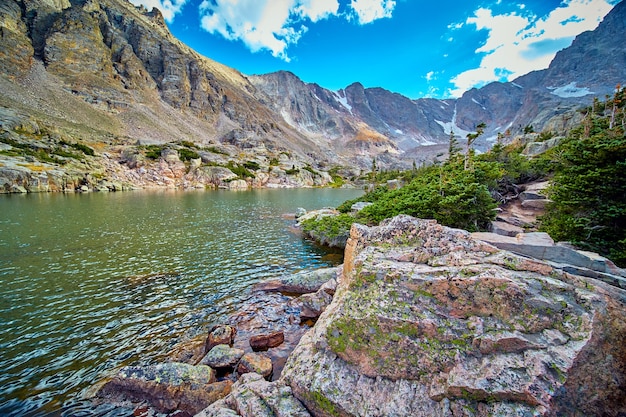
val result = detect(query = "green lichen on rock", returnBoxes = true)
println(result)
[281,216,626,416]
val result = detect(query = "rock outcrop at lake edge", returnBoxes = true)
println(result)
[99,216,626,416]
[201,215,625,417]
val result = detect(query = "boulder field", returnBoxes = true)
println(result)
[198,215,626,417]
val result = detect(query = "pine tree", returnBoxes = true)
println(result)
[465,122,485,170]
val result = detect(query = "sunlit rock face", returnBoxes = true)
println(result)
[281,215,626,417]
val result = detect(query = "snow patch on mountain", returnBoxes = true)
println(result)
[333,90,353,114]
[435,105,472,139]
[549,82,594,98]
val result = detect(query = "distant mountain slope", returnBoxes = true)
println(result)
[0,0,624,190]
[253,0,625,153]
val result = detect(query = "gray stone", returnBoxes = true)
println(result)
[351,201,373,212]
[196,373,310,417]
[471,231,626,279]
[289,287,333,322]
[519,190,545,201]
[200,344,244,369]
[522,137,562,156]
[228,179,248,190]
[294,207,307,218]
[521,198,551,210]
[489,220,524,237]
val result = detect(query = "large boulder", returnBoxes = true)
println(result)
[281,215,626,417]
[253,266,341,294]
[196,373,310,417]
[199,344,245,369]
[96,362,231,416]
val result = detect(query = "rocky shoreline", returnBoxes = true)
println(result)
[94,267,341,416]
[92,215,626,417]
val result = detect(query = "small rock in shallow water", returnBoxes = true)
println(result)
[249,331,284,351]
[200,344,245,369]
[205,325,237,353]
[237,353,273,379]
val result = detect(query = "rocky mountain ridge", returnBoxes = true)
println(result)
[1,0,625,192]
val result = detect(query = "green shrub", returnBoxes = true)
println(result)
[205,146,228,155]
[143,144,165,160]
[60,140,95,156]
[179,140,196,148]
[285,166,300,175]
[178,148,200,161]
[336,159,499,232]
[243,160,261,171]
[300,213,356,242]
[226,161,255,178]
[540,91,626,265]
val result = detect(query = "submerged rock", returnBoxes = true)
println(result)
[250,331,285,351]
[280,215,626,417]
[253,266,341,294]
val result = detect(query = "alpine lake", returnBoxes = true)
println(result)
[0,188,363,416]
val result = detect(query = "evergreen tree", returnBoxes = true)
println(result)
[448,130,461,161]
[465,122,486,170]
[541,88,626,265]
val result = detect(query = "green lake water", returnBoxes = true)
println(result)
[0,188,363,416]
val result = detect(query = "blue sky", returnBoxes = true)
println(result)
[130,0,620,99]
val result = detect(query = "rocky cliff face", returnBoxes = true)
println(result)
[1,0,624,191]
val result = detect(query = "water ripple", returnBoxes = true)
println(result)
[0,188,362,417]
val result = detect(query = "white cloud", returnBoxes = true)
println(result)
[349,0,396,24]
[199,0,306,61]
[129,0,188,22]
[198,0,395,61]
[296,0,340,22]
[448,0,615,97]
[425,71,435,81]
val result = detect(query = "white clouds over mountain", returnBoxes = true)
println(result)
[447,0,616,97]
[197,0,395,61]
[129,0,188,22]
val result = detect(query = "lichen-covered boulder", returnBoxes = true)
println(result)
[196,373,310,417]
[238,353,273,379]
[281,215,626,417]
[200,344,245,369]
[96,362,231,415]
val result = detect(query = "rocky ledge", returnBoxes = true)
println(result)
[198,215,625,417]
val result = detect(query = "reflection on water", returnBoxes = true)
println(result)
[0,188,362,416]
